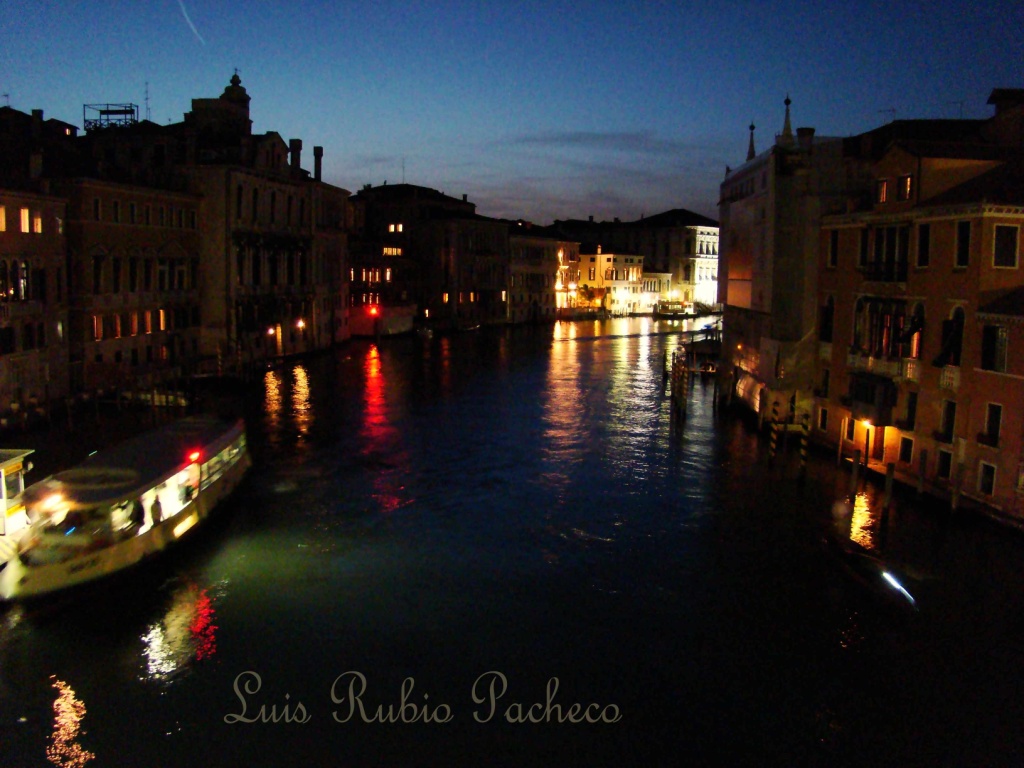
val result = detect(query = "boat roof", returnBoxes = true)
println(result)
[0,449,34,471]
[28,416,244,507]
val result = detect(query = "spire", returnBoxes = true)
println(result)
[778,94,795,147]
[746,122,756,161]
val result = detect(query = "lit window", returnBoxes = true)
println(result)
[20,207,30,233]
[501,290,507,301]
[32,214,42,234]
[0,206,5,231]
[443,292,449,304]
[876,180,888,204]
[388,224,395,233]
[159,309,166,331]
[897,175,913,201]
[470,292,475,302]
[397,223,403,232]
[92,315,103,341]
[385,268,392,282]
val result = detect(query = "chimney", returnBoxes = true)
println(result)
[289,139,302,172]
[796,127,815,153]
[313,146,323,181]
[462,194,468,202]
[31,109,43,141]
[589,215,594,223]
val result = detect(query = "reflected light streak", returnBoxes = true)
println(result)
[292,364,312,438]
[361,345,411,515]
[263,369,283,428]
[848,492,877,551]
[141,582,218,682]
[47,677,95,768]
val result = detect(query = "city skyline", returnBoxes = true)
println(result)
[4,0,1022,224]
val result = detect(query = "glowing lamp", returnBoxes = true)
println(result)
[188,450,201,463]
[267,327,275,336]
[296,319,306,330]
[369,306,379,316]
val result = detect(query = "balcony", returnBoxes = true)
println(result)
[939,366,960,392]
[846,352,899,378]
[977,432,1000,448]
[932,429,954,444]
[900,358,920,382]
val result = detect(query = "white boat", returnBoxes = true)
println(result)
[0,416,251,601]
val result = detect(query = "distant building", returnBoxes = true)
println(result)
[350,183,509,327]
[551,209,719,312]
[579,246,645,315]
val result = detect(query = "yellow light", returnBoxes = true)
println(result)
[568,282,577,291]
[40,493,64,512]
[267,327,275,336]
[861,419,872,427]
[188,451,201,462]
[173,512,199,539]
[296,318,306,329]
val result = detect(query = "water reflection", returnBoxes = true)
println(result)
[140,580,219,683]
[848,492,879,551]
[361,344,411,515]
[47,677,95,767]
[263,369,283,430]
[292,365,312,440]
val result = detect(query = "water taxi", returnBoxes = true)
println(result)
[0,416,251,601]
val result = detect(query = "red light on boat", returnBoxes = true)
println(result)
[188,450,201,463]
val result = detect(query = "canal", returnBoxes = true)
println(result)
[3,318,1024,766]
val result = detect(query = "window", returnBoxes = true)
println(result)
[819,297,834,342]
[588,267,596,281]
[0,205,5,231]
[252,189,259,221]
[92,315,103,341]
[828,230,838,268]
[980,403,1002,447]
[236,186,243,219]
[20,207,30,233]
[937,449,953,480]
[955,221,971,267]
[876,179,889,203]
[129,202,136,224]
[145,205,151,225]
[981,325,1008,372]
[112,201,120,223]
[93,199,101,221]
[270,192,276,223]
[442,292,449,304]
[897,175,913,201]
[994,225,1019,268]
[917,223,930,268]
[817,408,828,432]
[845,418,855,442]
[978,462,996,496]
[32,213,42,233]
[859,229,869,268]
[938,400,956,442]
[899,436,914,464]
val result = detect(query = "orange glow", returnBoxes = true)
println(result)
[296,318,306,330]
[47,677,95,767]
[368,305,379,316]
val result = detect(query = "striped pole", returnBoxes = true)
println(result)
[768,399,779,464]
[799,414,810,480]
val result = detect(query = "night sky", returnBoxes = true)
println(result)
[4,1,1022,223]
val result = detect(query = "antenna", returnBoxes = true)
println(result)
[144,81,151,121]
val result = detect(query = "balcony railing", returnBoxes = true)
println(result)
[846,352,900,378]
[939,366,960,391]
[901,358,920,382]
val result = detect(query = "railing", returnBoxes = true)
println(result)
[939,365,960,391]
[901,358,920,382]
[846,352,900,377]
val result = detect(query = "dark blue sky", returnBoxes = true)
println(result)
[3,1,1022,223]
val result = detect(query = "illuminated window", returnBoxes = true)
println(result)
[876,179,888,204]
[389,224,395,233]
[0,206,5,231]
[897,175,913,201]
[92,315,103,341]
[159,309,166,331]
[130,312,139,335]
[501,290,506,301]
[349,268,354,281]
[385,268,392,282]
[20,207,30,233]
[470,292,475,302]
[443,292,449,304]
[383,246,402,256]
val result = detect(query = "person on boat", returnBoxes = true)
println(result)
[151,496,163,524]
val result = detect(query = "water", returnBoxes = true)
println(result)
[3,318,1024,766]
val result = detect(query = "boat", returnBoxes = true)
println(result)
[653,300,691,318]
[0,416,251,601]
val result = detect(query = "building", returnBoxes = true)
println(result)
[813,89,1024,519]
[0,188,69,417]
[721,88,1024,521]
[717,98,847,417]
[350,183,509,327]
[579,246,645,315]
